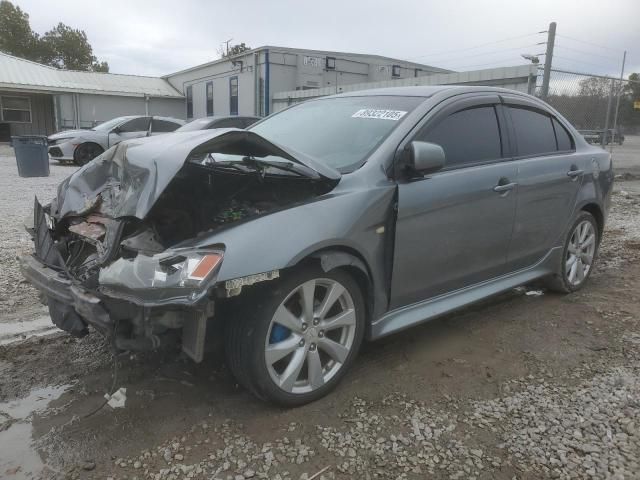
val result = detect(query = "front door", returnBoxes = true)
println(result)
[390,98,517,309]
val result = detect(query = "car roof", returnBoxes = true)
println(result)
[333,85,530,99]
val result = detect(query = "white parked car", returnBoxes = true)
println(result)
[47,115,185,165]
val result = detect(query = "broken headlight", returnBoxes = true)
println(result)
[98,248,224,304]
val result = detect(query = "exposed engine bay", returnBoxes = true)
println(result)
[58,163,327,285]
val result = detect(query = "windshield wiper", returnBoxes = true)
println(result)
[241,156,319,178]
[204,155,319,179]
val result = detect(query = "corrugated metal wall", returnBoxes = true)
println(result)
[0,91,55,138]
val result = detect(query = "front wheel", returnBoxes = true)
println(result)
[225,266,365,406]
[545,211,600,293]
[73,142,104,166]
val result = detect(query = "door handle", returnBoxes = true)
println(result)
[567,169,584,178]
[493,182,517,193]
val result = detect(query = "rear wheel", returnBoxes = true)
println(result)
[73,142,104,166]
[225,266,365,406]
[545,211,599,293]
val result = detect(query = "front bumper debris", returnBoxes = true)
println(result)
[19,255,112,335]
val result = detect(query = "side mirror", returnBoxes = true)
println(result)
[111,126,121,134]
[405,141,445,176]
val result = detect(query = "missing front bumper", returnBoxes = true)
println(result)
[19,254,209,362]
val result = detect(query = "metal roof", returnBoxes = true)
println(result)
[165,45,451,78]
[0,52,183,98]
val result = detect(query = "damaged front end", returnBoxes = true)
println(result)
[20,130,339,362]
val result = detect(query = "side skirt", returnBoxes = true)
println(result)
[370,247,562,339]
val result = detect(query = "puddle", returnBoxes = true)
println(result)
[0,385,70,478]
[0,316,57,346]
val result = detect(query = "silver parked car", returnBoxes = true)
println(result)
[175,115,261,132]
[21,86,612,406]
[47,115,185,165]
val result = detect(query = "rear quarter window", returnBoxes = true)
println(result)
[552,118,574,151]
[509,106,557,157]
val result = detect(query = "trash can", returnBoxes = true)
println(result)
[12,135,50,177]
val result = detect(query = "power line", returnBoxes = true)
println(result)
[429,44,543,65]
[554,44,621,62]
[403,32,544,60]
[555,34,621,53]
[552,54,619,70]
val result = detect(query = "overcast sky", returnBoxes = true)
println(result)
[13,0,640,78]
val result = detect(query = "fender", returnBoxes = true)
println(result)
[311,249,369,277]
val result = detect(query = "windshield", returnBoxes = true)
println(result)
[175,118,213,132]
[249,96,423,171]
[93,117,133,131]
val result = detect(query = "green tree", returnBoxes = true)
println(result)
[221,42,251,58]
[40,23,108,72]
[0,1,108,72]
[0,0,38,60]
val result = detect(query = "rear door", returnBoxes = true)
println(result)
[151,118,181,135]
[390,95,518,308]
[502,97,584,270]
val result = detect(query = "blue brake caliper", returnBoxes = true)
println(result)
[269,324,291,344]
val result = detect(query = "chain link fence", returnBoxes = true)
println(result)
[536,68,640,147]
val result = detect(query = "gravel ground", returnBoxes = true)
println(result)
[1,148,640,480]
[0,153,74,318]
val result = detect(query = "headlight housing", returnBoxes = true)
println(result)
[49,137,74,145]
[98,248,224,304]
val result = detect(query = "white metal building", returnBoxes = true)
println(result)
[164,46,451,119]
[0,52,184,140]
[272,65,539,112]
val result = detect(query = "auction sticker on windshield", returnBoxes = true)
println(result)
[352,109,407,121]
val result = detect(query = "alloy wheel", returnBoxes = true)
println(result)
[565,220,596,286]
[264,278,357,394]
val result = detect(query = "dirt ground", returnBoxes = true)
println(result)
[1,140,639,480]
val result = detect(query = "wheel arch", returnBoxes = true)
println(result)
[294,246,375,331]
[581,202,604,238]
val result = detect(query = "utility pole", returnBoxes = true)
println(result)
[223,38,233,57]
[541,21,556,100]
[610,50,627,151]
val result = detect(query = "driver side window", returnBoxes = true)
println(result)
[415,106,503,169]
[118,117,150,133]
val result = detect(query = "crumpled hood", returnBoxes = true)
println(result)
[53,129,341,221]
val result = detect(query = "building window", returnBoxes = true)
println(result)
[186,85,193,119]
[392,65,401,77]
[1,96,31,123]
[326,56,336,70]
[206,82,214,117]
[229,76,238,115]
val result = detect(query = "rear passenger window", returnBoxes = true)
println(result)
[420,106,502,168]
[509,107,557,156]
[552,118,573,151]
[152,119,180,132]
[210,118,243,129]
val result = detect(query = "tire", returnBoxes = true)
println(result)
[73,142,104,166]
[225,265,365,406]
[544,211,600,293]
